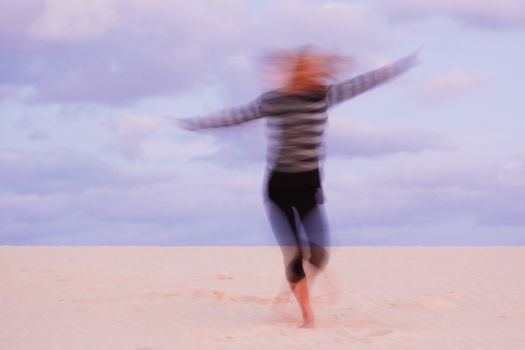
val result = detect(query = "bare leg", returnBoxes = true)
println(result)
[290,278,315,328]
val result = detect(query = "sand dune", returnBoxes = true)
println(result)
[1,247,524,349]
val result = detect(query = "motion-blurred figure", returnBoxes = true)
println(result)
[174,47,419,328]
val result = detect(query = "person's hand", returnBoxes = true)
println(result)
[407,46,423,66]
[164,116,197,130]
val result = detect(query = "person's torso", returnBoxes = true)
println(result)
[260,89,328,173]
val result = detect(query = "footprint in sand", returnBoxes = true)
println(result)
[159,292,180,298]
[214,274,234,280]
[212,290,225,301]
[191,288,271,304]
[366,328,394,337]
[334,317,396,338]
[414,296,455,310]
[388,296,456,310]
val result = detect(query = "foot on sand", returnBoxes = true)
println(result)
[299,319,315,329]
[299,312,315,329]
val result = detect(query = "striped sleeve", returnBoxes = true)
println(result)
[327,52,419,108]
[176,98,264,131]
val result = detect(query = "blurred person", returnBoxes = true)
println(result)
[172,47,419,328]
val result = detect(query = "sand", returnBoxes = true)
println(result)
[1,246,524,349]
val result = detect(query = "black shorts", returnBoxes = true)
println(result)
[266,168,324,205]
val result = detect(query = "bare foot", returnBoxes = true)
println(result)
[290,279,316,328]
[299,314,315,329]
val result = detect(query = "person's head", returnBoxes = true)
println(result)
[288,49,330,92]
[262,47,348,93]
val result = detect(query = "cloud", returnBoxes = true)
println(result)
[27,129,51,141]
[2,147,524,245]
[261,1,383,49]
[76,171,263,226]
[374,158,493,189]
[478,155,525,226]
[182,116,452,169]
[382,0,525,30]
[0,193,69,223]
[418,69,488,101]
[110,115,163,159]
[190,120,266,166]
[335,155,525,228]
[0,0,41,39]
[327,178,472,229]
[476,189,525,226]
[28,0,118,41]
[0,0,384,105]
[495,155,525,187]
[0,162,266,244]
[327,118,453,158]
[0,149,161,194]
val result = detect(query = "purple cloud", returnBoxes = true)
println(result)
[0,163,266,244]
[189,120,266,166]
[382,0,525,30]
[0,149,165,194]
[2,150,524,245]
[186,117,452,167]
[0,193,68,223]
[418,69,488,101]
[28,0,118,41]
[327,119,454,158]
[327,155,525,228]
[110,115,163,159]
[0,0,384,105]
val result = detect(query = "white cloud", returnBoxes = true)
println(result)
[193,120,266,166]
[0,193,68,222]
[186,117,452,167]
[263,1,383,50]
[327,118,453,157]
[110,115,162,159]
[28,0,118,41]
[419,69,488,101]
[2,146,524,244]
[359,155,525,227]
[382,0,525,29]
[496,155,525,187]
[2,0,385,105]
[0,149,158,194]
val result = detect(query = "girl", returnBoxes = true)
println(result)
[174,47,419,328]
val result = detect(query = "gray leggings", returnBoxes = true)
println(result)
[265,170,330,283]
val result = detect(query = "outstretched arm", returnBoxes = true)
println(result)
[172,98,264,131]
[327,51,419,108]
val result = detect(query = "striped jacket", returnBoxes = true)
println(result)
[178,53,418,173]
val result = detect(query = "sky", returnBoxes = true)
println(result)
[1,0,524,246]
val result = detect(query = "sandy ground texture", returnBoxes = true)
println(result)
[1,246,524,350]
